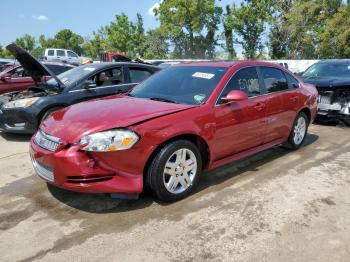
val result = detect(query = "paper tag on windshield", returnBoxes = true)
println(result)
[84,67,95,72]
[192,72,215,79]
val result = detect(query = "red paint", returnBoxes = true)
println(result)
[31,61,318,194]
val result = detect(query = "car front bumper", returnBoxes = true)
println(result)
[317,101,350,121]
[0,107,38,134]
[30,135,148,194]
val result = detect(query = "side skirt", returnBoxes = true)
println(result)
[209,138,286,170]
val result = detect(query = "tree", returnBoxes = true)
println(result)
[143,29,168,59]
[14,34,36,52]
[232,0,270,59]
[155,0,222,59]
[222,5,236,59]
[318,6,350,58]
[82,27,108,59]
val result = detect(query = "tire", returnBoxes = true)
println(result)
[344,120,350,127]
[40,107,63,124]
[285,112,309,150]
[146,140,202,202]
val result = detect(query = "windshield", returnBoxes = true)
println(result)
[302,62,350,78]
[46,64,98,87]
[129,66,227,105]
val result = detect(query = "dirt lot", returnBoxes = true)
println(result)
[0,124,349,262]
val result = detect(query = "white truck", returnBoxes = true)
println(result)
[43,48,91,65]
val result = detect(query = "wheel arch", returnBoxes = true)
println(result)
[298,107,311,124]
[38,104,67,125]
[143,133,211,176]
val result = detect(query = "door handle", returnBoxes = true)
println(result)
[254,102,266,112]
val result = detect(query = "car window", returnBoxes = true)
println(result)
[9,67,25,78]
[129,68,152,83]
[87,67,123,87]
[302,62,350,78]
[286,73,299,88]
[130,66,227,105]
[46,64,73,75]
[218,67,260,103]
[261,67,288,93]
[56,50,66,57]
[47,50,54,56]
[67,51,78,58]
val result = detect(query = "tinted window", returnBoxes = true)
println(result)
[46,64,73,75]
[10,67,25,78]
[302,62,350,78]
[286,73,299,88]
[129,68,152,83]
[130,66,227,105]
[219,67,260,103]
[88,67,123,87]
[261,67,288,93]
[47,50,54,56]
[56,50,66,57]
[67,51,78,58]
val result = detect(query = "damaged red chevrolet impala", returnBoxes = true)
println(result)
[30,61,318,201]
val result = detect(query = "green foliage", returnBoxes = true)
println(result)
[232,0,270,59]
[143,29,168,59]
[222,5,236,59]
[15,34,36,52]
[155,0,222,59]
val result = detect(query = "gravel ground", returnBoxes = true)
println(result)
[0,124,349,262]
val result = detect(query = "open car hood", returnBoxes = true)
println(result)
[6,43,64,87]
[40,95,197,143]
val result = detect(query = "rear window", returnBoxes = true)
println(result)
[56,50,66,57]
[261,67,288,93]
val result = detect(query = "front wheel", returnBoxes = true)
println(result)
[285,112,308,150]
[146,140,202,202]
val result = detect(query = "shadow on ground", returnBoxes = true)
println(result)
[0,132,32,142]
[48,133,319,213]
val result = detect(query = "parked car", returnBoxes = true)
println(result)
[43,48,92,65]
[301,60,350,125]
[0,61,75,95]
[0,43,160,134]
[0,58,15,72]
[30,61,318,201]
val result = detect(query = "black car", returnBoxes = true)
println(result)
[0,44,160,134]
[301,60,350,125]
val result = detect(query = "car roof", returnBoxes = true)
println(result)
[83,62,160,70]
[316,59,350,64]
[41,61,76,67]
[172,60,285,68]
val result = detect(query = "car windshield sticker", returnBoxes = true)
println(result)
[192,72,215,79]
[84,67,95,72]
[194,94,206,104]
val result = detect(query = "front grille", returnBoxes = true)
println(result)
[319,95,332,104]
[31,157,54,182]
[34,130,61,152]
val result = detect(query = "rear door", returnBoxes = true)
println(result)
[212,67,267,159]
[258,66,291,143]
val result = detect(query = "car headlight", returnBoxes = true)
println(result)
[80,129,139,152]
[3,97,39,109]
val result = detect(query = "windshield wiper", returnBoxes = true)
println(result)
[149,97,178,104]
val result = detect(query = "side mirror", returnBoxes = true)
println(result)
[221,90,248,103]
[0,73,11,82]
[84,80,97,89]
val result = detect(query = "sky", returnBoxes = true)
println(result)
[0,0,240,47]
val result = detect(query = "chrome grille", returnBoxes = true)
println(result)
[31,157,54,182]
[319,95,332,104]
[34,130,61,152]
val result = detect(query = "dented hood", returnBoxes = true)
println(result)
[6,43,64,87]
[40,95,196,142]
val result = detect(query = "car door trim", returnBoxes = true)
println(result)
[68,82,139,93]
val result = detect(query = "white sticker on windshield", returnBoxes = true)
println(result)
[84,67,95,72]
[192,72,215,79]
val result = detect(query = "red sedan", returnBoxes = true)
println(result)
[30,61,318,201]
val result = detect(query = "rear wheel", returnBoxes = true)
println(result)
[146,140,202,202]
[285,112,308,150]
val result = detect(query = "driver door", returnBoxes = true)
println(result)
[212,67,267,160]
